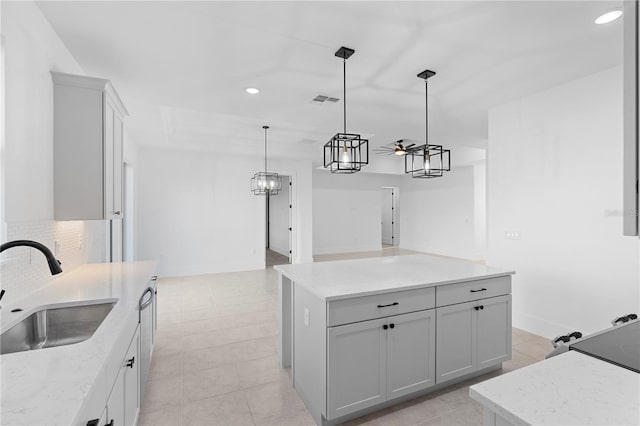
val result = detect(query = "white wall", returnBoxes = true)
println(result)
[487,66,639,338]
[399,166,480,260]
[136,147,313,276]
[269,175,290,257]
[312,171,402,255]
[0,2,107,304]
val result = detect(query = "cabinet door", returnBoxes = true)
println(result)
[104,99,115,219]
[112,114,124,218]
[436,301,476,383]
[476,295,512,369]
[106,368,125,426]
[327,318,387,420]
[387,310,436,399]
[123,326,140,426]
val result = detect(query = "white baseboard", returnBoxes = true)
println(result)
[512,310,575,340]
[313,244,382,256]
[269,244,289,257]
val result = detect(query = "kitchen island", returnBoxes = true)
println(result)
[470,350,640,425]
[275,254,515,425]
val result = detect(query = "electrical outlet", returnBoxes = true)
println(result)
[304,308,310,327]
[504,231,521,240]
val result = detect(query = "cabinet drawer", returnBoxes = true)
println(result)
[436,276,511,307]
[328,287,435,327]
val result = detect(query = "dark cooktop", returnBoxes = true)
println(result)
[570,321,640,373]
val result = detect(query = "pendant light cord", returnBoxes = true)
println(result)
[263,126,268,173]
[343,58,347,135]
[424,79,429,158]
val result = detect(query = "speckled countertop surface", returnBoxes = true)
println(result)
[1,261,157,426]
[470,351,640,425]
[275,254,514,301]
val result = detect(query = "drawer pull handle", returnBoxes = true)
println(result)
[389,323,395,329]
[470,288,487,293]
[377,302,399,308]
[383,324,388,330]
[86,420,99,426]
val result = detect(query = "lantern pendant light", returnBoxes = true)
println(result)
[251,126,282,195]
[323,46,369,174]
[405,69,451,179]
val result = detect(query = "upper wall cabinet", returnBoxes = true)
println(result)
[51,71,128,221]
[623,0,640,237]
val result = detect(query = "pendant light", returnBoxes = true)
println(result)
[251,126,282,195]
[323,46,369,174]
[405,69,451,179]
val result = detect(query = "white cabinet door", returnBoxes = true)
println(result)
[387,309,436,399]
[436,300,476,383]
[106,367,125,426]
[112,114,124,218]
[123,327,140,426]
[327,318,387,420]
[104,99,115,220]
[477,295,512,369]
[106,326,140,426]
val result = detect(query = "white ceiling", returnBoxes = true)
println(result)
[37,1,622,166]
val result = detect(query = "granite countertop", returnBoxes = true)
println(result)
[470,351,640,425]
[274,254,514,301]
[0,261,157,426]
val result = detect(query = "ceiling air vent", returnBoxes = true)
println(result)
[312,95,340,104]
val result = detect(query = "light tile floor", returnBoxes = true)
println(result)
[139,256,551,426]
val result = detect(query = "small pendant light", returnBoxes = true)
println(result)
[405,69,451,178]
[323,46,369,174]
[251,126,282,195]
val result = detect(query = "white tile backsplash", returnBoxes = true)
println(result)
[1,220,106,306]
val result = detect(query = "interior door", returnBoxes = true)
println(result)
[387,310,436,399]
[327,318,387,420]
[381,188,394,245]
[288,179,293,263]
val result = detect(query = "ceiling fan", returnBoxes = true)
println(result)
[373,139,419,156]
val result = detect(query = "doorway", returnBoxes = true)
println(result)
[266,175,292,267]
[381,187,398,247]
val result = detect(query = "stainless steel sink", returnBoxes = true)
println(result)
[1,301,116,355]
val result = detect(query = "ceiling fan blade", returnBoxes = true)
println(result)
[405,143,416,148]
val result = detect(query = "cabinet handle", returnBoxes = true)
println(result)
[389,323,395,329]
[86,419,99,426]
[114,211,121,216]
[383,324,388,330]
[106,420,114,426]
[126,356,135,368]
[470,288,487,293]
[479,305,484,310]
[474,306,480,311]
[377,302,399,308]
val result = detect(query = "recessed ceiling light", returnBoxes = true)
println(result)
[595,10,622,25]
[246,87,260,95]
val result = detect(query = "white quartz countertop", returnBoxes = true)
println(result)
[470,351,640,425]
[0,261,157,426]
[274,254,514,301]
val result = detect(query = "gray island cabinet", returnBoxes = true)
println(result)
[275,254,515,425]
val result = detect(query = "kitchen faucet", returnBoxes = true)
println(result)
[0,240,63,308]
